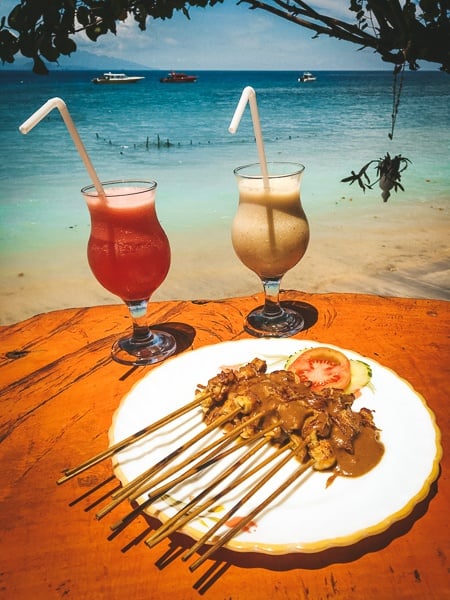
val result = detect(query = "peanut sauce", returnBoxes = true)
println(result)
[332,425,385,478]
[199,359,385,483]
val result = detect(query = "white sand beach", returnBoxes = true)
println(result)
[1,196,449,326]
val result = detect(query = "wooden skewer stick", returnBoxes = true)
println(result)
[188,454,314,571]
[145,438,269,548]
[95,406,243,520]
[109,412,269,531]
[109,405,243,502]
[184,442,306,564]
[113,422,273,534]
[127,411,267,503]
[146,429,287,548]
[57,393,209,485]
[183,441,301,562]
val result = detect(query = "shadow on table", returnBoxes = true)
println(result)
[150,478,438,594]
[69,446,439,595]
[117,322,196,380]
[155,322,196,354]
[281,300,318,331]
[118,301,318,385]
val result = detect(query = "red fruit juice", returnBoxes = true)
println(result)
[85,187,170,301]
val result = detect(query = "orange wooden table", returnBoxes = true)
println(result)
[0,291,449,599]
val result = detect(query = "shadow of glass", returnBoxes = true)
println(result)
[117,322,196,379]
[153,322,196,355]
[281,300,319,331]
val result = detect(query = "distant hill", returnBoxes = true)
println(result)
[1,50,154,72]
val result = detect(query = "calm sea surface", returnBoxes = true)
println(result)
[1,69,449,254]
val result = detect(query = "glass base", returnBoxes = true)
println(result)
[111,329,176,366]
[244,305,305,338]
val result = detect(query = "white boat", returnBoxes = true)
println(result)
[298,72,317,83]
[92,72,145,84]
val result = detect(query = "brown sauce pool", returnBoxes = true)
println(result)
[332,426,385,479]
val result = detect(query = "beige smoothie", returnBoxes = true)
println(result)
[231,176,309,278]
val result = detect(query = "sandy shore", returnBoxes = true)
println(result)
[1,197,449,326]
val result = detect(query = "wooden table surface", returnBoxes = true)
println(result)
[0,290,448,600]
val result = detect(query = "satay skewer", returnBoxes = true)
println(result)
[127,411,268,503]
[56,393,209,485]
[188,454,315,571]
[107,363,269,505]
[96,406,242,519]
[146,428,288,548]
[58,358,267,487]
[109,412,271,530]
[109,406,242,500]
[184,442,309,566]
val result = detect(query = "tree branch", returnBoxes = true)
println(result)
[1,0,449,73]
[238,0,449,70]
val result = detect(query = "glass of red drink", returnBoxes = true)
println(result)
[81,180,176,365]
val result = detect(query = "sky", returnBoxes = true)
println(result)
[1,1,392,71]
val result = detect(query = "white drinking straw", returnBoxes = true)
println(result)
[19,97,105,198]
[228,86,270,187]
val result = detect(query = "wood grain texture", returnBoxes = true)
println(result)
[0,291,449,600]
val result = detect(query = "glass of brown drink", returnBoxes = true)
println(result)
[232,162,309,337]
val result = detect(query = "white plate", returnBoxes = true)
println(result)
[109,339,442,554]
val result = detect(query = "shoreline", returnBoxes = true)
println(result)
[1,196,449,326]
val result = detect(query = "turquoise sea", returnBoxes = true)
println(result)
[1,69,449,254]
[0,66,449,325]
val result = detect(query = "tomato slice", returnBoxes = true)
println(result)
[286,347,351,392]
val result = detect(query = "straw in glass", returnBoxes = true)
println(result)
[19,97,105,199]
[228,86,269,187]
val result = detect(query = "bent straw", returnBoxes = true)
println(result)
[19,97,105,199]
[228,86,269,187]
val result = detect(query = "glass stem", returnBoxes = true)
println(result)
[126,300,153,345]
[261,277,284,318]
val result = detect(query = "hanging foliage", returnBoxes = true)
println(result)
[342,152,412,202]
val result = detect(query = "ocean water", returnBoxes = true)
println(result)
[1,69,449,256]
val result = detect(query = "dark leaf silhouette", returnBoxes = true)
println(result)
[0,1,449,73]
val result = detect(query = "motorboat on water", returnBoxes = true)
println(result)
[298,72,317,82]
[160,71,198,83]
[92,72,145,84]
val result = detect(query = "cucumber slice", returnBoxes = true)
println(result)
[345,360,372,393]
